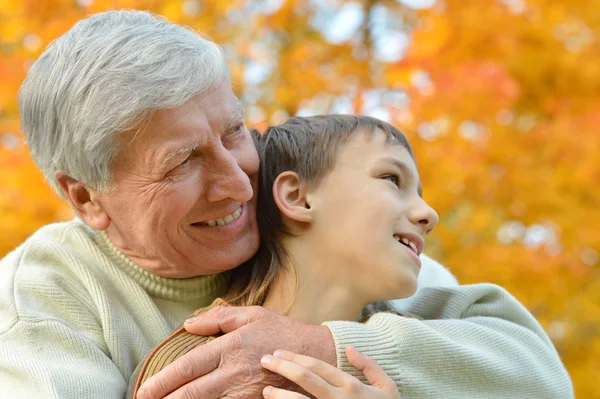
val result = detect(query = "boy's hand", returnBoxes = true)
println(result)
[260,346,401,399]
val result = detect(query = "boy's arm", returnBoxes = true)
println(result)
[324,282,574,399]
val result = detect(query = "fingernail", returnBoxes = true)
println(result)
[263,386,272,397]
[273,350,285,358]
[136,388,147,399]
[185,316,197,324]
[261,354,272,365]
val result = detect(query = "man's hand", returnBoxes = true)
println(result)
[136,306,337,399]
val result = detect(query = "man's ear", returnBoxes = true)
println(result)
[272,171,313,224]
[55,170,110,230]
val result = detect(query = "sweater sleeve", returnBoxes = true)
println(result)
[323,283,574,399]
[0,237,128,398]
[0,319,126,398]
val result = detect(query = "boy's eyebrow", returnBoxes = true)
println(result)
[380,156,423,197]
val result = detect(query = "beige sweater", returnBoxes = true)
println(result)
[0,219,573,398]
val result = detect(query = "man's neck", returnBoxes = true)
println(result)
[262,239,369,325]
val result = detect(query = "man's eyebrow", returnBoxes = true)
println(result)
[159,102,243,169]
[222,100,244,132]
[380,156,423,197]
[161,142,200,168]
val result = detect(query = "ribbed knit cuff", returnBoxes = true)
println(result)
[323,315,401,384]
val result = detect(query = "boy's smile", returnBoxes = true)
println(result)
[304,128,439,302]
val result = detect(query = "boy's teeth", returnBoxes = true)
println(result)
[409,242,418,254]
[394,236,419,255]
[203,206,242,226]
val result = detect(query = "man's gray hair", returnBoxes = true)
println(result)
[19,10,229,195]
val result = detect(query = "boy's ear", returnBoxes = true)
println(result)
[272,171,313,224]
[55,170,111,231]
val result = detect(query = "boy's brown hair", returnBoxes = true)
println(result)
[224,115,415,317]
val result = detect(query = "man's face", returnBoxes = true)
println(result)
[306,129,439,301]
[96,80,260,277]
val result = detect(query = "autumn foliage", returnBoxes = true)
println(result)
[0,0,598,396]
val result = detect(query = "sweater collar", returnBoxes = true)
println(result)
[97,230,230,301]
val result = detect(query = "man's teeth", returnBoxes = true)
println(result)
[393,235,419,255]
[203,207,242,226]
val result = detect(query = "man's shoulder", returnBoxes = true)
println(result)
[390,254,458,312]
[417,254,459,288]
[3,218,98,261]
[0,218,101,276]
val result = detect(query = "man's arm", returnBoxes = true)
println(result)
[0,245,128,398]
[137,256,572,399]
[0,319,127,398]
[326,283,573,399]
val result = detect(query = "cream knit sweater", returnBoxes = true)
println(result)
[0,219,573,398]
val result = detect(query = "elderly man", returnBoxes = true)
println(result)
[0,10,572,399]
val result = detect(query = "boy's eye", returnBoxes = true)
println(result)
[382,175,400,186]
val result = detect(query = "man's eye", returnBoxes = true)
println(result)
[179,156,191,167]
[233,123,245,134]
[223,124,246,146]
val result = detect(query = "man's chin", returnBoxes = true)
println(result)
[187,234,260,275]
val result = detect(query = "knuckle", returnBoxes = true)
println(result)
[227,331,244,351]
[345,378,364,394]
[176,387,199,399]
[143,378,168,397]
[303,357,318,370]
[296,369,312,384]
[205,305,225,318]
[172,356,197,380]
[249,305,267,317]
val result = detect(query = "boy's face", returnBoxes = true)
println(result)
[307,128,439,301]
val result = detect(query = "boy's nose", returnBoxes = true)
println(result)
[409,198,439,235]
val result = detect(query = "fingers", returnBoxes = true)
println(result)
[266,350,349,387]
[262,386,310,399]
[260,353,335,398]
[345,345,398,394]
[184,305,267,335]
[136,336,225,399]
[161,368,228,399]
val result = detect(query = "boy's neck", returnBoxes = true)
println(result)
[262,237,369,325]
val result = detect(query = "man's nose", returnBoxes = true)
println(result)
[204,148,254,204]
[408,197,439,235]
